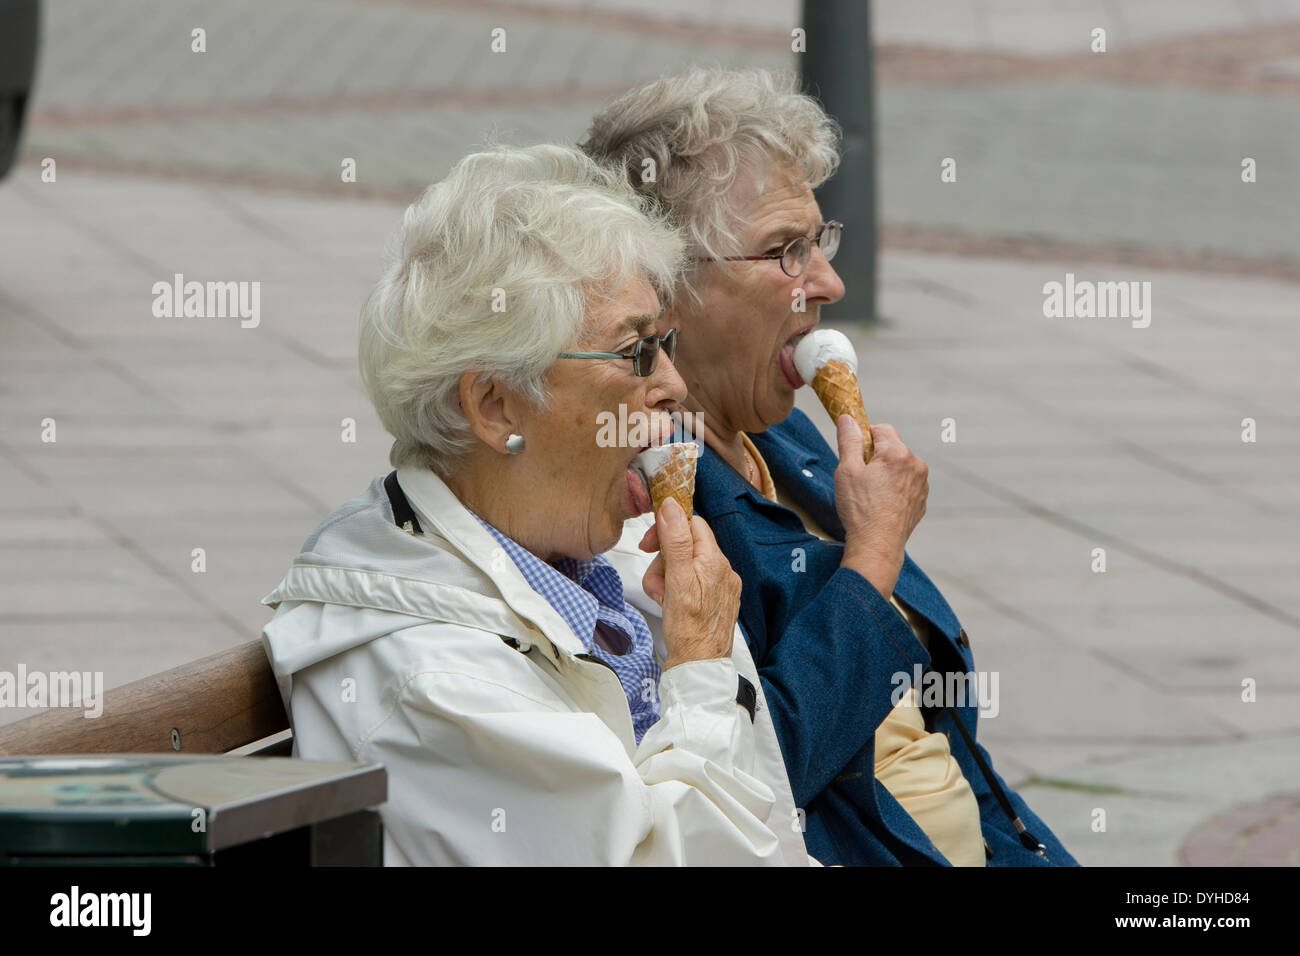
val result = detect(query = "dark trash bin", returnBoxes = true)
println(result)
[0,754,386,866]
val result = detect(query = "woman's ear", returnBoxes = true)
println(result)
[458,370,522,455]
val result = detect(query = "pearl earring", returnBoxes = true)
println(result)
[505,434,526,454]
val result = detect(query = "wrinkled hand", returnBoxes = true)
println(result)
[638,499,740,670]
[833,416,928,598]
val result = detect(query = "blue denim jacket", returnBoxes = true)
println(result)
[693,408,1078,866]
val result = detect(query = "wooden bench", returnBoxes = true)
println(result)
[0,640,291,757]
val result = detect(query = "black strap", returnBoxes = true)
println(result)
[384,471,423,535]
[736,675,757,722]
[943,703,1048,858]
[581,657,757,724]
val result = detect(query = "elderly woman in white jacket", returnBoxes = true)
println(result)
[260,144,808,866]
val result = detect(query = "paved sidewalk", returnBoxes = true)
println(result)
[21,0,1300,281]
[3,0,1299,866]
[846,249,1300,867]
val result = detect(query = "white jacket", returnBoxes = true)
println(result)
[260,466,810,866]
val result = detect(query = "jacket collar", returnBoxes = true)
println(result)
[393,466,596,662]
[748,423,846,539]
[694,427,846,541]
[715,419,964,643]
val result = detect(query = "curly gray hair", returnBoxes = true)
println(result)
[580,67,841,307]
[358,144,684,477]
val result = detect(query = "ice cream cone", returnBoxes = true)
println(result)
[811,360,874,463]
[640,443,698,516]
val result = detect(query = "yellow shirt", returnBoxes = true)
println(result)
[742,434,986,866]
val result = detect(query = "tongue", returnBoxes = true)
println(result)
[627,467,652,515]
[780,342,805,388]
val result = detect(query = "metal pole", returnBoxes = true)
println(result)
[801,0,876,324]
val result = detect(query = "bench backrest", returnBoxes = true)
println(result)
[0,640,289,756]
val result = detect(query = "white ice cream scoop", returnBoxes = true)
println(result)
[793,328,858,384]
[633,441,701,516]
[633,440,700,481]
[793,328,875,463]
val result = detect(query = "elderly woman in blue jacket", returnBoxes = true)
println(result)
[583,69,1078,866]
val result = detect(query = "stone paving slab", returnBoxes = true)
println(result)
[34,0,789,111]
[0,615,248,728]
[870,0,1300,54]
[955,616,1237,742]
[0,540,216,617]
[1015,732,1300,866]
[1180,789,1300,866]
[22,1,1300,275]
[878,80,1300,260]
[985,739,1161,784]
[1172,689,1300,737]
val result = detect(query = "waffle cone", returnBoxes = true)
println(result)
[812,360,874,462]
[648,450,698,516]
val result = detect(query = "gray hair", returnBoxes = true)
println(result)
[359,144,684,476]
[580,67,841,308]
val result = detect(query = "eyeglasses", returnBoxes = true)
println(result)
[557,327,677,377]
[695,220,843,278]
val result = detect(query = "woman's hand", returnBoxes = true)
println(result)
[639,499,740,670]
[833,415,929,598]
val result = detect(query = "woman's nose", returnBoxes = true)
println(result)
[803,246,846,305]
[650,350,688,407]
